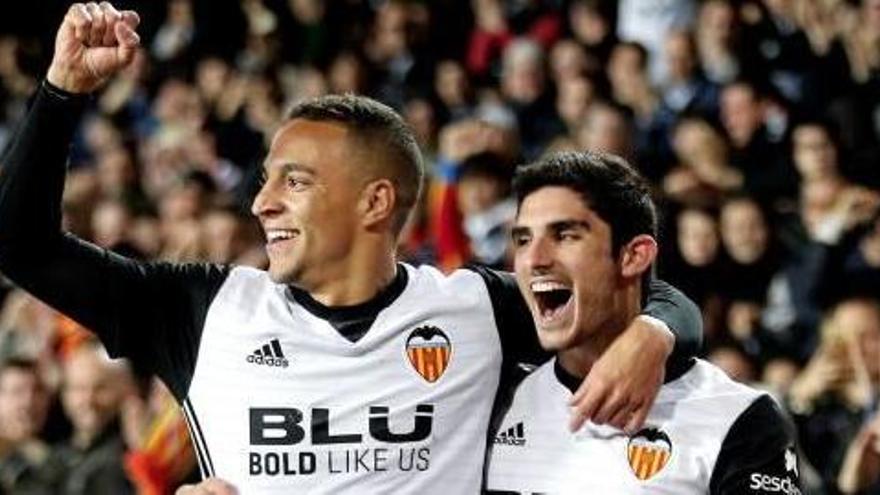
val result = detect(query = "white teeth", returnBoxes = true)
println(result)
[266,230,296,242]
[530,281,569,293]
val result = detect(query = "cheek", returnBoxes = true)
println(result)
[513,255,528,280]
[573,259,617,301]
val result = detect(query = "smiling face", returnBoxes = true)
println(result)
[512,186,620,352]
[251,119,364,287]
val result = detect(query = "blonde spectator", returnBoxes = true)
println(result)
[789,298,880,486]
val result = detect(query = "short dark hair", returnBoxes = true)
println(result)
[791,118,841,151]
[723,78,762,101]
[614,41,649,70]
[513,151,657,253]
[459,152,513,196]
[287,94,424,235]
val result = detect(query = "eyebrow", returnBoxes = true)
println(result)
[548,219,591,232]
[263,161,317,176]
[510,225,529,239]
[510,219,591,239]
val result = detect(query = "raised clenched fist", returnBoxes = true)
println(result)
[46,2,140,94]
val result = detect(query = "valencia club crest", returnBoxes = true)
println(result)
[627,427,672,481]
[405,326,452,383]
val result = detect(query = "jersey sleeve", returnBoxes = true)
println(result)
[709,395,802,494]
[464,264,548,367]
[0,82,228,400]
[642,278,703,379]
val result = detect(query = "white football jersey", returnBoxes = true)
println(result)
[185,264,502,493]
[486,359,800,494]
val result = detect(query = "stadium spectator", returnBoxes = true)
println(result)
[695,0,743,85]
[664,208,723,336]
[500,38,564,159]
[719,80,794,206]
[0,359,52,494]
[49,342,135,494]
[664,117,743,206]
[788,298,880,490]
[617,0,697,83]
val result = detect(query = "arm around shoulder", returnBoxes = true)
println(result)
[643,278,704,378]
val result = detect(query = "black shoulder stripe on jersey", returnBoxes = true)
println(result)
[184,399,216,478]
[463,265,547,367]
[182,405,208,478]
[709,394,800,493]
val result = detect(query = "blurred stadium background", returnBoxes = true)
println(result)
[0,0,879,493]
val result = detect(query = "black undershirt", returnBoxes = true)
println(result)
[553,359,583,394]
[288,265,409,343]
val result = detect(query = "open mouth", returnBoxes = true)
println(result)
[265,229,299,245]
[264,229,300,256]
[531,281,573,323]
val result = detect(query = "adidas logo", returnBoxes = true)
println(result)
[494,422,526,446]
[246,339,289,368]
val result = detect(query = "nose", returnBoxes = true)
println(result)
[521,236,554,273]
[251,180,282,219]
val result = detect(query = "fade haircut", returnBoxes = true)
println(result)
[513,151,657,254]
[287,94,424,235]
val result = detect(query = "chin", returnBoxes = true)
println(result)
[267,269,295,286]
[536,325,576,352]
[266,260,299,284]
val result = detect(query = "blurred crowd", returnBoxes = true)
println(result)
[0,0,879,493]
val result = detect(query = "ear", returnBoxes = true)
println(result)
[358,178,397,230]
[619,234,658,279]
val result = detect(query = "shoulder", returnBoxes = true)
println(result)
[709,395,799,493]
[504,362,560,414]
[405,263,494,299]
[659,360,766,411]
[209,266,280,308]
[654,360,771,454]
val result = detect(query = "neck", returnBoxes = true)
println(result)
[73,428,98,450]
[803,171,842,185]
[557,282,642,380]
[307,237,398,307]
